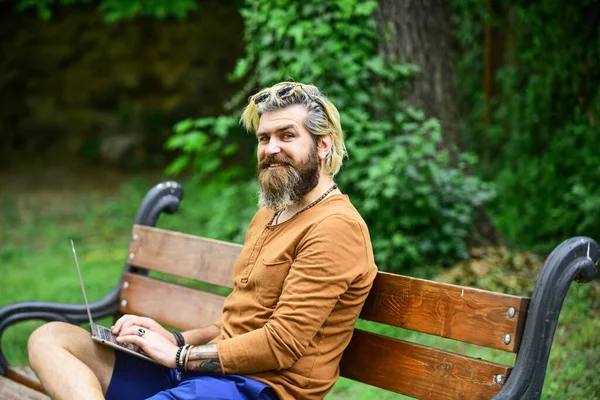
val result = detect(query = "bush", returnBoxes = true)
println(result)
[452,0,600,251]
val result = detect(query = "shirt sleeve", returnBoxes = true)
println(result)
[217,215,370,374]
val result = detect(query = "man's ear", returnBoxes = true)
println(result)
[318,133,334,160]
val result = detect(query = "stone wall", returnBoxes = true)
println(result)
[0,1,244,168]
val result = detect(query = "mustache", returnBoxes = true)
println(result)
[258,155,296,170]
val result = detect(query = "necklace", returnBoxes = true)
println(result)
[272,183,338,225]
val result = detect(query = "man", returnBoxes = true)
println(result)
[28,81,378,400]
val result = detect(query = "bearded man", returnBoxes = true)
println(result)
[28,82,378,400]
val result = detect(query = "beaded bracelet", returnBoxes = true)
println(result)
[175,344,191,381]
[175,345,185,381]
[171,331,185,346]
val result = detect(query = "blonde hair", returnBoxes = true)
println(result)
[240,81,347,177]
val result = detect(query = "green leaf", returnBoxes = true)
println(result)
[288,25,304,46]
[213,116,235,138]
[355,0,378,16]
[231,59,249,81]
[222,144,239,156]
[174,119,194,134]
[165,155,190,175]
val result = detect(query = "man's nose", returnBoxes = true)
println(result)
[265,139,281,155]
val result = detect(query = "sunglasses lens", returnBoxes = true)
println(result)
[277,85,296,99]
[255,92,271,104]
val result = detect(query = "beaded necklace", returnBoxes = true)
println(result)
[271,183,338,225]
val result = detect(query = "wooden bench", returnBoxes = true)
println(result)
[1,181,598,399]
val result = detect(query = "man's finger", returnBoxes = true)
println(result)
[118,325,147,338]
[115,334,142,346]
[117,324,145,338]
[111,315,131,333]
[119,319,138,332]
[113,315,142,334]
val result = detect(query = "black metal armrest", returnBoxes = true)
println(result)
[493,236,599,400]
[0,181,184,376]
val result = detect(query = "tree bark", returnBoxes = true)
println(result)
[375,0,503,247]
[375,0,463,151]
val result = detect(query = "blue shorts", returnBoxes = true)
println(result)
[105,351,279,400]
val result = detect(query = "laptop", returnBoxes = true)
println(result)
[71,240,156,363]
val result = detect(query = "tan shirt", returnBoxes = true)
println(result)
[211,194,378,399]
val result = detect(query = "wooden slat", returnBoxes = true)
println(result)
[1,369,48,400]
[119,273,226,331]
[5,366,44,394]
[360,272,529,352]
[0,377,49,400]
[340,329,510,400]
[128,225,241,288]
[10,367,39,382]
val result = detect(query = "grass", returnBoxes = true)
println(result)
[1,176,599,399]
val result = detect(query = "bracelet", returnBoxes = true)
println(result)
[184,345,194,371]
[176,344,191,381]
[178,344,189,368]
[175,345,185,381]
[171,331,185,346]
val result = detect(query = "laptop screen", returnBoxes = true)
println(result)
[71,240,95,329]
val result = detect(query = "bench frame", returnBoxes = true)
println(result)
[1,181,598,399]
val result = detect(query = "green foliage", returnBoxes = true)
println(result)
[343,114,494,269]
[168,0,493,272]
[452,0,600,250]
[16,0,197,21]
[165,116,244,182]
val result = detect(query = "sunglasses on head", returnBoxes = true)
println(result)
[252,83,318,106]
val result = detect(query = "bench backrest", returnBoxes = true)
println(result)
[122,224,530,399]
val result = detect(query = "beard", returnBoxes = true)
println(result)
[257,145,321,212]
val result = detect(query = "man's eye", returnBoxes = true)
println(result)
[259,136,269,143]
[282,133,293,139]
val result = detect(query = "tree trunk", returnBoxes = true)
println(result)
[375,0,463,151]
[375,0,503,247]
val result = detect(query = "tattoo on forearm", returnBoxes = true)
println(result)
[186,344,222,373]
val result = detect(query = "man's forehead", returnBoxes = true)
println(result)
[257,106,308,134]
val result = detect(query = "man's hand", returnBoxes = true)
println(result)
[112,314,176,345]
[115,324,179,368]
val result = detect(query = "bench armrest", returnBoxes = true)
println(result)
[132,181,184,227]
[0,181,184,376]
[493,236,599,400]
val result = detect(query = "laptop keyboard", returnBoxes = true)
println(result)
[93,324,140,352]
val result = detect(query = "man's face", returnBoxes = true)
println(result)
[256,105,321,211]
